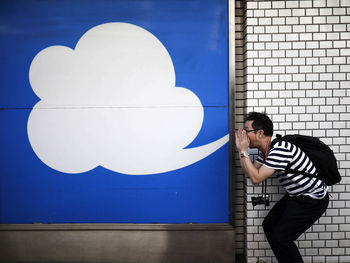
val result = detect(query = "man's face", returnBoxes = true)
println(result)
[244,120,259,148]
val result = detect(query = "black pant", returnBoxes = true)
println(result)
[262,193,329,263]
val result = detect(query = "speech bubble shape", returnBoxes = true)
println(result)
[28,23,228,175]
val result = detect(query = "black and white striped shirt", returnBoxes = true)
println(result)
[256,136,328,199]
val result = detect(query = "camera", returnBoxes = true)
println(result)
[251,194,270,207]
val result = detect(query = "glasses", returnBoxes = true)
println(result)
[244,128,261,133]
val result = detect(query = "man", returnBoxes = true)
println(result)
[235,112,329,263]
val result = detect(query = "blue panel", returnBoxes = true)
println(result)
[0,0,229,223]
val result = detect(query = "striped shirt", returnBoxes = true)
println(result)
[256,136,328,199]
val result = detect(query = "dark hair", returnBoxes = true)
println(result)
[244,112,273,136]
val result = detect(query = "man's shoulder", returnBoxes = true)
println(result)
[271,139,291,148]
[270,137,296,153]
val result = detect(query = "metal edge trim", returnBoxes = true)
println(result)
[228,0,236,226]
[0,223,235,231]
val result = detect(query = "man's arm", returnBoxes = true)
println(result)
[254,162,262,169]
[239,155,275,184]
[240,157,262,178]
[235,128,275,184]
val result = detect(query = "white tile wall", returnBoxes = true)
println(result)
[235,0,350,262]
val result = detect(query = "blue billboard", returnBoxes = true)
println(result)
[0,0,229,223]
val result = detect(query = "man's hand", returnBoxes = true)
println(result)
[235,128,250,153]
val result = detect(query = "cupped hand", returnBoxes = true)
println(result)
[235,128,250,153]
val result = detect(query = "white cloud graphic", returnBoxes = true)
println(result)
[28,22,229,175]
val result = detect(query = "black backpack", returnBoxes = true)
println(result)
[272,134,341,186]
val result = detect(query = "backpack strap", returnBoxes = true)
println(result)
[271,134,315,179]
[270,134,283,148]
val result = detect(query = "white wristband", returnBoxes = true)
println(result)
[240,152,250,158]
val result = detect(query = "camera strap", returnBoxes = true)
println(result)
[262,180,267,207]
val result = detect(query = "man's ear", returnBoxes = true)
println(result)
[257,129,265,138]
